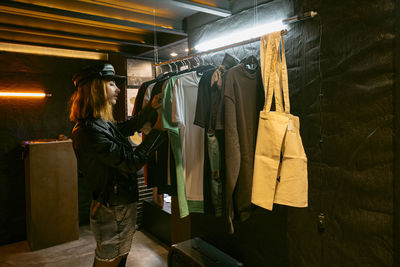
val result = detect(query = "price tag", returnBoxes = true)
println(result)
[287,119,293,131]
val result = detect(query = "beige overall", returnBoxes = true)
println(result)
[251,31,308,211]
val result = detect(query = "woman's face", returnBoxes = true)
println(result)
[105,80,120,105]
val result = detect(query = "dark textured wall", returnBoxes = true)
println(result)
[0,52,100,245]
[189,0,395,266]
[300,1,393,266]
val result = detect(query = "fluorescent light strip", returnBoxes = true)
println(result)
[194,20,286,52]
[0,92,50,97]
[0,42,108,60]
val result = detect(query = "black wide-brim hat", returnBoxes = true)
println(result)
[72,63,126,88]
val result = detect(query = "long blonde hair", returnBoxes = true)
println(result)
[69,78,114,122]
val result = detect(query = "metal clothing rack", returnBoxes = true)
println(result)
[154,11,318,67]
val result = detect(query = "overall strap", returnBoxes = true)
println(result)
[280,35,290,113]
[260,34,273,111]
[261,31,281,112]
[260,31,290,113]
[274,44,284,112]
[269,36,282,112]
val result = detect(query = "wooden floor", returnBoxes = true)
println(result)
[0,226,169,267]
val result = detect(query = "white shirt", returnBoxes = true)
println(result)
[172,71,204,201]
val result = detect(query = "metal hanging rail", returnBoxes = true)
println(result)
[154,30,286,67]
[154,11,317,67]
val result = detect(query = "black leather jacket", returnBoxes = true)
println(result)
[72,105,166,205]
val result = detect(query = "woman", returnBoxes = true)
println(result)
[69,63,166,267]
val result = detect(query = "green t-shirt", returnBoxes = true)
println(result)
[162,75,204,217]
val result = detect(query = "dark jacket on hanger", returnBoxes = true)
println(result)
[133,80,157,116]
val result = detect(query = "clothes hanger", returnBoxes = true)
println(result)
[192,55,213,75]
[182,59,188,70]
[204,54,209,67]
[187,58,192,69]
[185,59,191,70]
[232,45,239,60]
[242,41,259,72]
[243,55,259,71]
[193,57,201,69]
[175,60,192,75]
[205,53,212,67]
[206,53,217,68]
[186,58,192,69]
[161,64,168,75]
[241,43,247,61]
[193,56,201,73]
[210,53,217,67]
[200,56,205,66]
[156,65,166,79]
[173,62,178,72]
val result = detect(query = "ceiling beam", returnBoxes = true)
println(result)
[171,0,231,17]
[0,23,156,48]
[0,38,115,54]
[0,0,187,36]
[0,41,108,60]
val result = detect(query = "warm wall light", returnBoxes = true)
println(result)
[194,20,286,51]
[0,42,108,60]
[0,92,51,98]
[170,52,178,57]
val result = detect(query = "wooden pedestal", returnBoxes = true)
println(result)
[24,139,79,250]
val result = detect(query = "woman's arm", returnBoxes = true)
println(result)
[81,126,167,174]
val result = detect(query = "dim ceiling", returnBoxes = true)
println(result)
[0,0,232,61]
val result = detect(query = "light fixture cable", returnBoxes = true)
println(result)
[153,9,159,64]
[252,0,258,55]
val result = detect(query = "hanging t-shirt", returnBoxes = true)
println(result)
[224,63,264,234]
[162,76,189,217]
[193,68,223,216]
[172,71,205,209]
[145,79,177,196]
[193,68,216,129]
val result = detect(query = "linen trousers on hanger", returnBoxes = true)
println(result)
[251,31,308,211]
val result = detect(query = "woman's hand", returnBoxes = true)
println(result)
[151,93,163,109]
